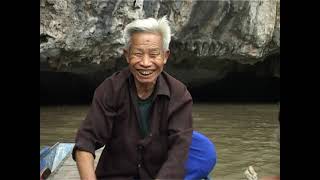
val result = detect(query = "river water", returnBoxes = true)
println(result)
[40,103,280,179]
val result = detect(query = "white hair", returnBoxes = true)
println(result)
[123,16,171,50]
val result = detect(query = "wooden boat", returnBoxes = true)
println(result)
[40,131,216,179]
[40,142,75,179]
[40,142,103,179]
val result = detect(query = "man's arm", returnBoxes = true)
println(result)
[75,150,96,180]
[72,81,116,177]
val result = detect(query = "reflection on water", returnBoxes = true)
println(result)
[40,103,280,179]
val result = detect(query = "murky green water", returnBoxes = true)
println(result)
[40,103,280,179]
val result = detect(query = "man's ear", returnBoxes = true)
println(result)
[163,50,170,64]
[123,49,129,63]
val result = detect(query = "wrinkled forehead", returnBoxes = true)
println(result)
[130,32,162,43]
[130,47,162,53]
[129,32,163,50]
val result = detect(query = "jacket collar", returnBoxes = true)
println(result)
[125,67,171,99]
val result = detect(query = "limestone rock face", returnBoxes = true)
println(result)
[40,0,280,87]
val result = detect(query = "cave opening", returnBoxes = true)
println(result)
[40,70,279,105]
[189,72,280,103]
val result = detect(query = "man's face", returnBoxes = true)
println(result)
[124,32,170,86]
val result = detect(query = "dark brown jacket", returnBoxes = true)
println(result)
[72,67,193,179]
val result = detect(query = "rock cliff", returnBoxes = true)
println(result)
[40,0,280,102]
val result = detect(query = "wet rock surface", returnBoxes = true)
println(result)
[40,0,280,103]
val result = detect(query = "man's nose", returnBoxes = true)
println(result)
[140,55,152,66]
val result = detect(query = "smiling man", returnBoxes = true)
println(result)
[72,16,193,180]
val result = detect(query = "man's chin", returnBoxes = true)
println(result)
[137,79,155,85]
[135,77,156,85]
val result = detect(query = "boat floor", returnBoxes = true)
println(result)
[48,148,104,179]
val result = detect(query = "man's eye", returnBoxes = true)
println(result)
[150,54,159,57]
[134,53,143,56]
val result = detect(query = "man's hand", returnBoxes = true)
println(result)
[75,150,97,180]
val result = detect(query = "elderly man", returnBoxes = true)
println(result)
[72,16,194,180]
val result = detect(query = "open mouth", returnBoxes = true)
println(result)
[137,70,154,76]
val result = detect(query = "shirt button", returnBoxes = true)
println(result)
[137,145,143,150]
[149,133,153,137]
[138,164,141,168]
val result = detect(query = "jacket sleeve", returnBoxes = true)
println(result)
[72,82,116,161]
[156,87,193,179]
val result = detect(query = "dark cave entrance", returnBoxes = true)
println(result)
[40,71,279,105]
